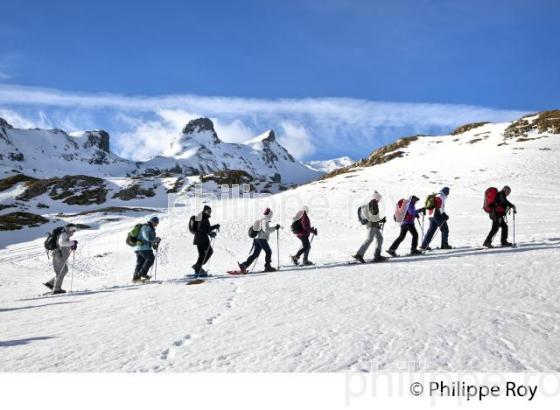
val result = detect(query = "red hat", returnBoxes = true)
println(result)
[263,207,272,215]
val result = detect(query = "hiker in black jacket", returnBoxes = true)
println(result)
[192,205,220,277]
[483,185,516,248]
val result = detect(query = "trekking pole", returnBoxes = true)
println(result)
[249,254,260,274]
[69,250,76,293]
[204,236,217,274]
[421,214,425,243]
[276,229,280,271]
[512,210,517,248]
[154,247,159,281]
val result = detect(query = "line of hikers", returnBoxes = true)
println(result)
[42,185,517,292]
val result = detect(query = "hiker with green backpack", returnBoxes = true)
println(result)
[420,187,452,251]
[128,216,161,283]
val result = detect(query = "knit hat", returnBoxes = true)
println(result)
[263,207,272,216]
[372,191,382,201]
[203,205,212,212]
[149,216,159,225]
[66,223,77,232]
[441,187,450,196]
[411,195,420,202]
[502,185,511,195]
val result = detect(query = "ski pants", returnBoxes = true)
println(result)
[134,250,155,279]
[484,214,508,245]
[389,224,419,252]
[47,248,72,291]
[421,215,449,249]
[242,239,272,268]
[295,235,311,262]
[195,242,213,268]
[357,225,383,257]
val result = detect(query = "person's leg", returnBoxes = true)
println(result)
[439,217,450,247]
[53,250,70,291]
[302,236,311,262]
[373,227,384,258]
[409,225,419,251]
[357,227,375,256]
[295,236,308,259]
[139,250,155,277]
[133,251,146,280]
[500,217,509,244]
[202,246,214,265]
[484,216,500,245]
[421,218,438,248]
[262,240,273,267]
[242,240,263,268]
[389,226,407,251]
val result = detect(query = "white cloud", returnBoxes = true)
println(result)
[278,121,315,159]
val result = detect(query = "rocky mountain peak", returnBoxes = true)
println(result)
[82,130,110,153]
[181,118,220,141]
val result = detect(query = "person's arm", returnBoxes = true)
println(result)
[211,224,221,231]
[500,192,515,209]
[58,232,76,248]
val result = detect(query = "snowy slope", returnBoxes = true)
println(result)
[1,112,559,372]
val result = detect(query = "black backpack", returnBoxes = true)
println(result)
[188,215,199,234]
[248,226,259,238]
[44,227,65,251]
[290,218,303,234]
[357,206,368,225]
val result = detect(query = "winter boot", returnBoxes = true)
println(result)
[440,244,453,250]
[501,241,513,247]
[373,255,389,263]
[482,241,493,248]
[352,254,366,264]
[386,249,398,257]
[290,255,299,266]
[238,262,248,273]
[52,289,67,295]
[264,264,277,272]
[192,264,201,274]
[419,246,431,251]
[141,275,152,281]
[132,276,143,284]
[302,260,315,266]
[410,249,423,255]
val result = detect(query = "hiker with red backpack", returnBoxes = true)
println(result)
[352,191,388,263]
[420,186,452,251]
[238,208,281,273]
[387,195,426,257]
[483,185,517,248]
[290,206,317,266]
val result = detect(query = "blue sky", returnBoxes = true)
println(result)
[0,0,558,160]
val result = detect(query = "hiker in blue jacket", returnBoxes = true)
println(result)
[133,216,161,283]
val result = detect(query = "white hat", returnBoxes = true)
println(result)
[372,191,382,201]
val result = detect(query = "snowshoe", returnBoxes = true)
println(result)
[290,255,299,266]
[352,254,366,264]
[141,275,152,281]
[186,279,205,285]
[132,277,144,284]
[196,272,209,278]
[386,249,398,257]
[43,282,54,290]
[440,244,453,250]
[237,262,248,273]
[227,270,246,275]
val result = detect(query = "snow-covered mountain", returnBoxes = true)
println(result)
[306,156,354,173]
[1,110,559,372]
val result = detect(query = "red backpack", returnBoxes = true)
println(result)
[483,187,499,214]
[394,198,409,223]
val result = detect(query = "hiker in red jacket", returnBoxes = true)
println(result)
[483,185,516,248]
[290,206,317,266]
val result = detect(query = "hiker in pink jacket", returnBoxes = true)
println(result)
[290,206,317,266]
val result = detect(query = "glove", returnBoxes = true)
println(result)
[275,224,281,230]
[419,207,427,215]
[443,213,449,221]
[209,231,217,238]
[152,237,161,249]
[380,216,387,224]
[71,240,78,251]
[214,224,221,231]
[313,228,318,236]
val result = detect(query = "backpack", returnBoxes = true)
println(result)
[483,187,499,214]
[126,224,143,247]
[394,198,409,223]
[44,227,65,251]
[290,218,303,234]
[188,215,199,234]
[357,206,368,225]
[248,225,259,238]
[425,193,437,210]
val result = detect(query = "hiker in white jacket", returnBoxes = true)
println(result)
[44,224,78,294]
[238,208,280,272]
[353,191,388,263]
